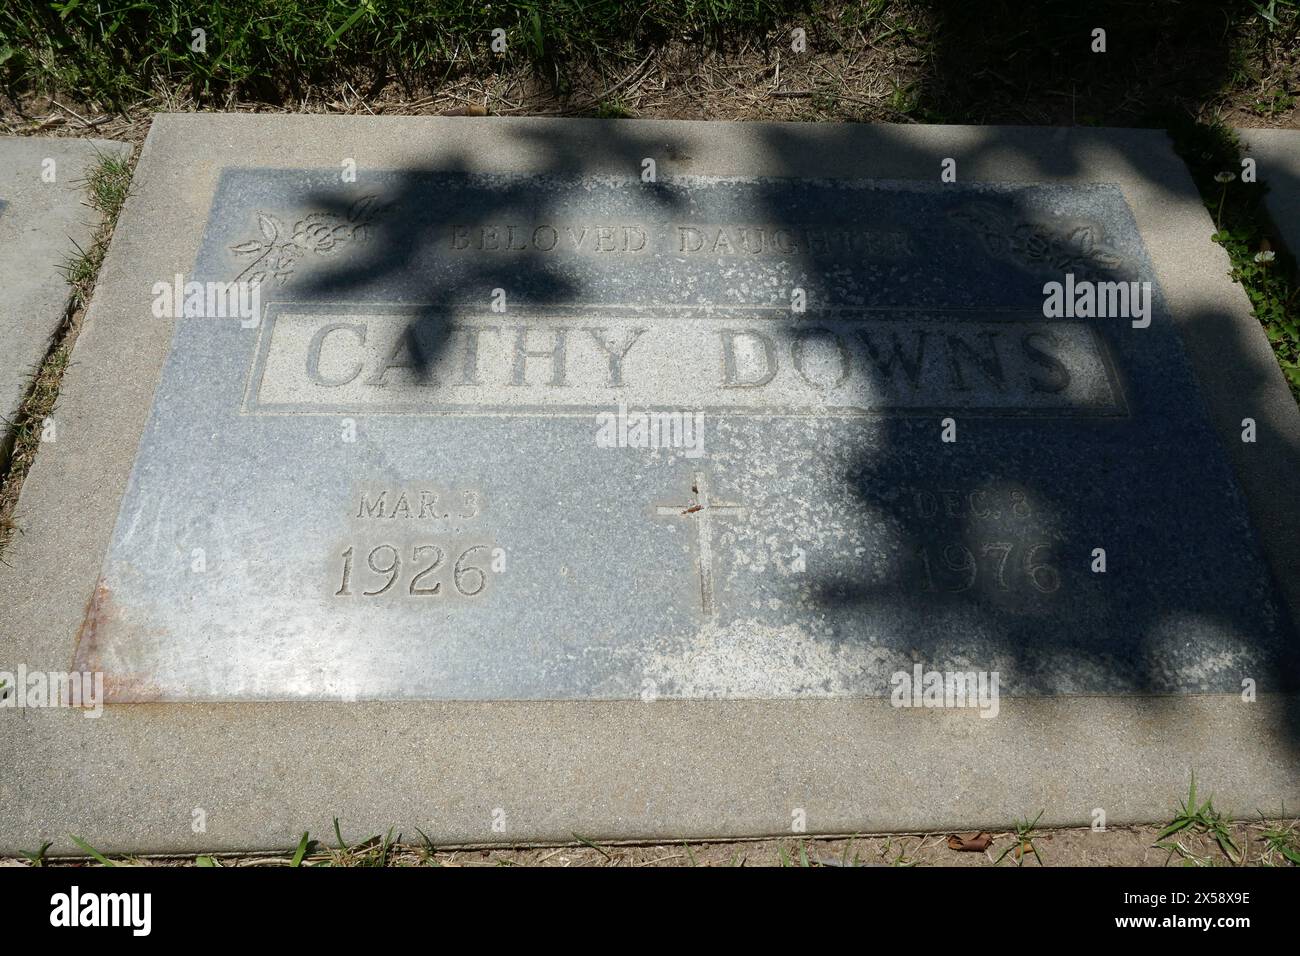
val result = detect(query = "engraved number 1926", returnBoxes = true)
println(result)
[335,543,491,598]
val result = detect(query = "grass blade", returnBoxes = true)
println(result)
[70,835,115,866]
[290,831,311,867]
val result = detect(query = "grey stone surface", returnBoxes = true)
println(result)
[75,169,1296,702]
[1237,128,1300,261]
[0,136,132,453]
[2,117,1299,853]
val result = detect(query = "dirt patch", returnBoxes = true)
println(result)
[5,819,1297,867]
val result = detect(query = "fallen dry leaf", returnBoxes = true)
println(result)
[946,832,993,852]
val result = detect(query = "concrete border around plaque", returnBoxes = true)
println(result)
[0,136,133,460]
[1,117,1298,852]
[1238,127,1300,261]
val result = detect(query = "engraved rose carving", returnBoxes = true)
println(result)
[294,214,348,252]
[1016,224,1052,260]
[951,203,1128,281]
[231,195,386,287]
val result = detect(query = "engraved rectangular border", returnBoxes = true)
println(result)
[241,301,1131,419]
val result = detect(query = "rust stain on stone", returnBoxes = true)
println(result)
[71,578,165,703]
[101,672,167,702]
[71,578,113,674]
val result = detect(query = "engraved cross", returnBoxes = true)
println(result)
[655,471,746,617]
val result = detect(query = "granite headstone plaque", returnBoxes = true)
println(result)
[73,166,1296,700]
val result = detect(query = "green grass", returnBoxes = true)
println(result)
[1259,820,1300,865]
[63,151,132,308]
[593,97,635,119]
[3,0,1295,115]
[19,841,53,866]
[289,831,313,866]
[993,810,1045,866]
[70,834,117,866]
[1172,120,1300,402]
[879,836,915,867]
[0,0,798,106]
[1155,773,1240,865]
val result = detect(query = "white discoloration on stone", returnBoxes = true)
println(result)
[641,619,885,697]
